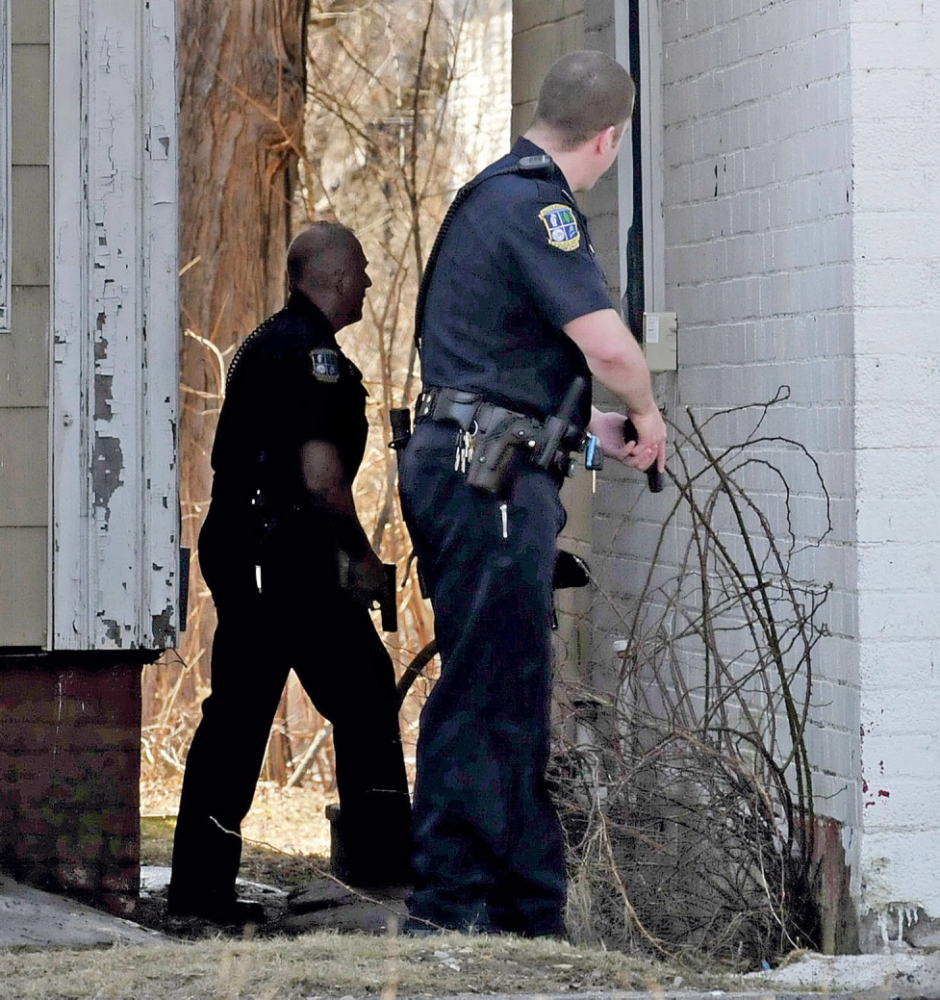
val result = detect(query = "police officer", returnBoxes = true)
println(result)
[168,222,412,926]
[398,51,667,937]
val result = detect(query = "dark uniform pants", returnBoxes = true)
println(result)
[169,507,411,905]
[399,420,567,937]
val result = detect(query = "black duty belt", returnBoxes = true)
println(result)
[414,384,590,495]
[415,386,486,432]
[416,387,581,448]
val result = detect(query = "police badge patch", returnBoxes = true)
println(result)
[310,348,341,383]
[538,204,581,251]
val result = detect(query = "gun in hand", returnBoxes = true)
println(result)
[377,563,397,633]
[337,551,399,631]
[623,418,664,493]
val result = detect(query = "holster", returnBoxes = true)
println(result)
[416,386,584,497]
[465,409,541,495]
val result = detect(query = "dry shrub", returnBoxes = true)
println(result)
[553,389,830,969]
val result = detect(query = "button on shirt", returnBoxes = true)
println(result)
[420,137,613,429]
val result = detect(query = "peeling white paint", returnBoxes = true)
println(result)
[868,905,922,953]
[51,0,178,651]
[853,0,940,930]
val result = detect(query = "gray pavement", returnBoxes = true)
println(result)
[0,873,167,948]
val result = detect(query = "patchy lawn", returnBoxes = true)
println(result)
[89,781,706,998]
[6,931,702,999]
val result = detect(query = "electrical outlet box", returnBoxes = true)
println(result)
[642,312,678,372]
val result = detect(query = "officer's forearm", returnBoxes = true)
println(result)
[306,486,372,559]
[585,353,657,417]
[564,308,657,417]
[300,439,371,558]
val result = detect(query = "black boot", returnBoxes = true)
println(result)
[166,890,266,926]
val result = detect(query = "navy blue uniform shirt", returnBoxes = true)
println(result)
[210,291,368,512]
[420,137,612,428]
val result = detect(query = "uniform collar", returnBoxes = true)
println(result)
[510,136,572,193]
[285,290,338,344]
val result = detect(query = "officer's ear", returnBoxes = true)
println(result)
[598,124,621,155]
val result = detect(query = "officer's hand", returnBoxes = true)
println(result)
[588,408,667,472]
[625,408,667,473]
[347,549,387,606]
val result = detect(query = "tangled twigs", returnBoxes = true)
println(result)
[554,389,829,968]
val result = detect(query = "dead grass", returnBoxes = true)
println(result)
[6,931,703,999]
[126,786,710,998]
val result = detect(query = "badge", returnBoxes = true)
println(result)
[310,348,341,383]
[538,204,581,251]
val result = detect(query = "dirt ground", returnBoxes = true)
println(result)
[139,776,346,938]
[121,777,709,998]
[141,776,334,860]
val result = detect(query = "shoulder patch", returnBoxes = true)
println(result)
[538,204,581,251]
[310,348,342,383]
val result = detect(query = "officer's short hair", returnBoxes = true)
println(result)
[532,51,635,150]
[288,221,358,290]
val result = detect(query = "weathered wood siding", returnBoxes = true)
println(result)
[0,0,51,647]
[50,0,179,651]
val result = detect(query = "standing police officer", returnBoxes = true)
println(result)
[398,52,667,938]
[168,222,411,926]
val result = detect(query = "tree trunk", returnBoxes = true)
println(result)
[177,1,310,653]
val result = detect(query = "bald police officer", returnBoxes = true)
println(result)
[168,223,411,925]
[399,52,667,937]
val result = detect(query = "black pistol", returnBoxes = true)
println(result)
[337,551,398,631]
[379,563,398,632]
[623,419,664,493]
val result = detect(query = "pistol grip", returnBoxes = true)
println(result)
[623,418,665,493]
[381,564,398,632]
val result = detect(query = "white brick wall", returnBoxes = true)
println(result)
[654,0,861,839]
[511,0,940,945]
[851,0,940,929]
[651,0,940,935]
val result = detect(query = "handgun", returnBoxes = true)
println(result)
[623,418,664,493]
[337,552,398,631]
[378,563,398,633]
